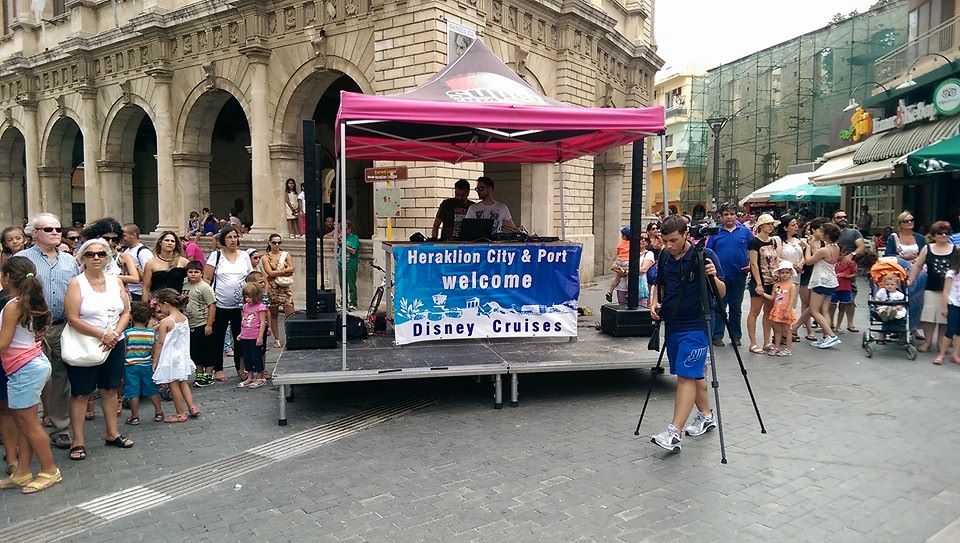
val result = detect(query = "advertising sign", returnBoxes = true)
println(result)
[934,78,960,116]
[364,166,408,183]
[392,244,582,345]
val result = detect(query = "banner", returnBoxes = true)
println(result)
[392,243,581,345]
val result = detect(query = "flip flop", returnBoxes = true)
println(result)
[21,469,62,494]
[84,410,95,421]
[934,355,944,365]
[749,345,763,354]
[804,334,817,341]
[154,413,165,422]
[163,414,187,423]
[188,406,201,418]
[105,435,135,448]
[847,327,860,333]
[125,416,140,426]
[69,445,86,461]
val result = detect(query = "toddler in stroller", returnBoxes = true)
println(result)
[863,258,917,359]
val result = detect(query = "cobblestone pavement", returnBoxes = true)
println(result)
[2,279,960,542]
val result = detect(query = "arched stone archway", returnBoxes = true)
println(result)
[274,72,372,237]
[0,127,27,227]
[101,104,158,228]
[42,117,84,225]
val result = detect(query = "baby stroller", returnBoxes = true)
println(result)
[862,258,917,359]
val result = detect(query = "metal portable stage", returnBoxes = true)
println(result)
[273,326,658,425]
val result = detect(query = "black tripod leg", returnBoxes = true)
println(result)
[706,345,728,464]
[709,279,767,434]
[634,341,667,436]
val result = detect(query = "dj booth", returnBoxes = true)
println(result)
[383,240,582,345]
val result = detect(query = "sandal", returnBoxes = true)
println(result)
[247,379,266,389]
[105,435,135,448]
[84,410,95,421]
[188,406,201,418]
[0,472,33,489]
[847,327,860,333]
[21,469,62,494]
[749,345,763,354]
[69,445,86,461]
[934,355,945,365]
[163,414,187,423]
[153,413,165,423]
[804,334,817,341]
[125,416,140,426]
[952,355,960,365]
[273,339,283,349]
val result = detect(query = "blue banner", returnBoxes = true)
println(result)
[392,243,582,345]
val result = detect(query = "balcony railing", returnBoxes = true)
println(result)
[876,14,960,84]
[665,106,688,119]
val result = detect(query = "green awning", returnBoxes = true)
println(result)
[769,182,840,203]
[905,134,960,175]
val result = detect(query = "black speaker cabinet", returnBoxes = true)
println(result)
[316,289,336,314]
[600,304,656,337]
[285,312,337,350]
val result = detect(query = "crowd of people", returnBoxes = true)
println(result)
[0,211,305,495]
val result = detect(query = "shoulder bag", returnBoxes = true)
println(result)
[61,324,110,367]
[274,252,294,286]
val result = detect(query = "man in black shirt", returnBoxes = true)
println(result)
[431,179,473,241]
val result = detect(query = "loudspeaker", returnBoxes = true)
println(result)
[316,289,336,314]
[285,312,337,350]
[600,304,656,337]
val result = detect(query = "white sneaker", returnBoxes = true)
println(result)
[684,411,716,436]
[809,336,826,347]
[817,335,841,349]
[651,424,682,452]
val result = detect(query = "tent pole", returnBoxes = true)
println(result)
[660,133,669,217]
[340,123,348,370]
[557,162,565,239]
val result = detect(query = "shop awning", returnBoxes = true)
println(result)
[769,183,840,203]
[905,134,960,175]
[853,115,960,164]
[810,155,902,186]
[742,149,855,204]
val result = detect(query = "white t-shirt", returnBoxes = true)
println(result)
[874,288,905,303]
[124,243,154,296]
[298,191,305,213]
[466,200,512,232]
[206,250,253,309]
[947,270,960,307]
[617,250,654,292]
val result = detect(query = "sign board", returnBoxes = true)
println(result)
[364,166,407,183]
[447,21,476,63]
[392,243,582,345]
[934,78,960,116]
[874,99,937,133]
[374,186,403,218]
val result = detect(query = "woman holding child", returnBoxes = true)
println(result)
[63,239,133,460]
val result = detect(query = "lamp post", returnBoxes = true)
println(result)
[705,116,728,215]
[843,81,889,112]
[896,53,955,89]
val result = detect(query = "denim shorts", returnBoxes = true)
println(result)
[6,355,52,410]
[811,286,835,297]
[666,330,709,380]
[830,290,853,305]
[123,363,159,401]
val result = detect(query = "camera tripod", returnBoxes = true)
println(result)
[633,238,766,463]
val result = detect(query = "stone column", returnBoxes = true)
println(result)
[240,43,278,237]
[77,84,103,221]
[98,160,135,225]
[146,66,179,233]
[172,153,211,213]
[0,173,15,227]
[521,163,554,235]
[19,97,41,219]
[37,166,66,220]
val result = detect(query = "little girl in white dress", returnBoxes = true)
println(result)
[152,288,199,422]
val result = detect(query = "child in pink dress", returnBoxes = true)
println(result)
[237,283,268,389]
[765,261,799,356]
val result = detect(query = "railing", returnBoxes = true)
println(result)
[875,14,960,84]
[665,106,688,119]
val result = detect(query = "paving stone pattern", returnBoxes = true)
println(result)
[2,281,960,542]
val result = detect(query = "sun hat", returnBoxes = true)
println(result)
[755,213,780,228]
[775,260,794,272]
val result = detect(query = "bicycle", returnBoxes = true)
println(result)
[365,264,393,333]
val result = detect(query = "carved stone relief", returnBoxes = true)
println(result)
[311,28,327,70]
[119,80,132,104]
[198,30,208,51]
[550,25,557,46]
[182,35,192,55]
[116,52,124,71]
[55,95,65,117]
[584,35,592,58]
[285,7,297,28]
[507,6,516,31]
[213,27,223,48]
[573,30,581,52]
[491,0,501,23]
[268,12,278,34]
[536,19,544,42]
[105,55,113,74]
[522,13,531,36]
[139,46,148,65]
[202,61,216,89]
[305,2,316,23]
[325,1,337,20]
[228,22,240,44]
[345,1,357,16]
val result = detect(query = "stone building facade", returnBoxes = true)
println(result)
[0,0,660,301]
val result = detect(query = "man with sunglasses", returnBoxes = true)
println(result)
[833,210,866,333]
[60,228,81,255]
[15,213,80,450]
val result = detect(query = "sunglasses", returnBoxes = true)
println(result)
[270,240,282,245]
[84,251,108,259]
[102,236,119,241]
[66,236,80,241]
[900,218,914,223]
[39,227,62,233]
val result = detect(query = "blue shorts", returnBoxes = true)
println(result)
[831,290,853,305]
[666,330,709,380]
[6,355,52,410]
[123,363,159,400]
[65,339,125,397]
[946,305,960,339]
[812,286,835,297]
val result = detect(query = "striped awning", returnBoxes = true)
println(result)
[853,116,960,165]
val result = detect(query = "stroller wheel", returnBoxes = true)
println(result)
[864,345,873,358]
[861,331,870,349]
[906,346,918,360]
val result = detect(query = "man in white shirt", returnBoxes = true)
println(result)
[122,223,154,301]
[465,176,518,233]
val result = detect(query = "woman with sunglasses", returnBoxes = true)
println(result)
[60,228,81,255]
[886,211,927,341]
[141,231,190,303]
[1,226,26,265]
[63,239,134,460]
[262,233,295,347]
[908,221,958,356]
[203,227,252,382]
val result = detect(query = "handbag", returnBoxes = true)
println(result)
[61,324,110,367]
[274,252,294,286]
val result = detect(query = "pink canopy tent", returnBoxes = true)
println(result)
[330,40,667,364]
[335,40,665,163]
